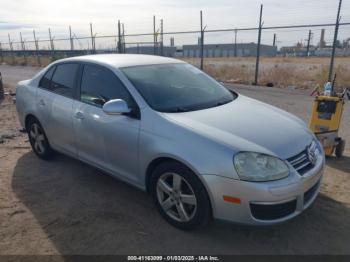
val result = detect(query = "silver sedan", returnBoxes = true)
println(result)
[16,54,325,230]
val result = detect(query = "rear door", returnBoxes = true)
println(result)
[73,63,140,183]
[36,65,56,131]
[36,63,80,156]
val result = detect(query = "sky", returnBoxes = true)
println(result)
[0,0,349,50]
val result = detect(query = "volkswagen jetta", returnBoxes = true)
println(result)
[16,54,325,229]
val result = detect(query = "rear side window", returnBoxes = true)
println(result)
[39,66,55,89]
[80,64,133,107]
[51,63,79,97]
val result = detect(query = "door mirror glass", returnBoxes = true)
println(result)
[102,99,131,115]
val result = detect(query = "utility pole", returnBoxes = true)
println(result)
[234,29,238,57]
[118,20,122,53]
[90,23,95,54]
[48,28,55,59]
[69,26,74,51]
[160,19,164,56]
[200,10,204,70]
[8,34,15,64]
[306,30,312,57]
[328,0,342,82]
[20,32,27,64]
[254,4,263,85]
[33,30,41,66]
[153,15,156,55]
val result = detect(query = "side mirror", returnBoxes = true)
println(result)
[102,99,131,115]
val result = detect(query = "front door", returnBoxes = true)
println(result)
[73,64,140,184]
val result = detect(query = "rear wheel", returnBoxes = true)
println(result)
[27,118,53,160]
[150,161,211,230]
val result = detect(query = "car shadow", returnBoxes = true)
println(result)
[326,155,350,173]
[11,152,350,254]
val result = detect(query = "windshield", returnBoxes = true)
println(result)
[121,63,236,112]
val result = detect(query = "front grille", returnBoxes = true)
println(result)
[250,199,297,220]
[287,141,318,175]
[304,181,320,205]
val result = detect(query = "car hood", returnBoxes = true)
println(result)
[162,95,313,159]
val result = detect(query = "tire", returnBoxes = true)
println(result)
[335,139,345,158]
[150,161,211,230]
[27,118,54,160]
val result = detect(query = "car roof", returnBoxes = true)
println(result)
[58,54,184,68]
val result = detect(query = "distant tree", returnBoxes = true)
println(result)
[335,40,342,48]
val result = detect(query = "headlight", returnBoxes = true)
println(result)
[234,152,289,182]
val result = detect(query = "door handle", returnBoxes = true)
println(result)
[38,99,45,107]
[75,111,85,120]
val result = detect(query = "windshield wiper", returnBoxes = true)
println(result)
[215,99,232,107]
[165,107,191,113]
[164,99,232,113]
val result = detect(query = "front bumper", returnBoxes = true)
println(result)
[202,151,325,226]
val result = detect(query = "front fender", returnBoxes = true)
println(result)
[138,120,240,183]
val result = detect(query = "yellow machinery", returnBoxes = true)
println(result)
[309,95,345,157]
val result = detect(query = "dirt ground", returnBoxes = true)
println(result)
[184,57,350,89]
[4,55,350,89]
[0,65,349,255]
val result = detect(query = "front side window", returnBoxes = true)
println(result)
[39,66,56,89]
[80,64,132,107]
[51,63,79,97]
[121,63,236,112]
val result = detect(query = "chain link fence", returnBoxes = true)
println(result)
[0,1,349,90]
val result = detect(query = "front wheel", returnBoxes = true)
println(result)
[150,161,211,230]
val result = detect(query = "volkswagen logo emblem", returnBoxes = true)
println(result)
[307,144,317,166]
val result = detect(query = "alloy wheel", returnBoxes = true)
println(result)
[156,172,197,222]
[29,123,46,154]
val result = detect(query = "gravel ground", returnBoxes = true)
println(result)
[0,64,349,255]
